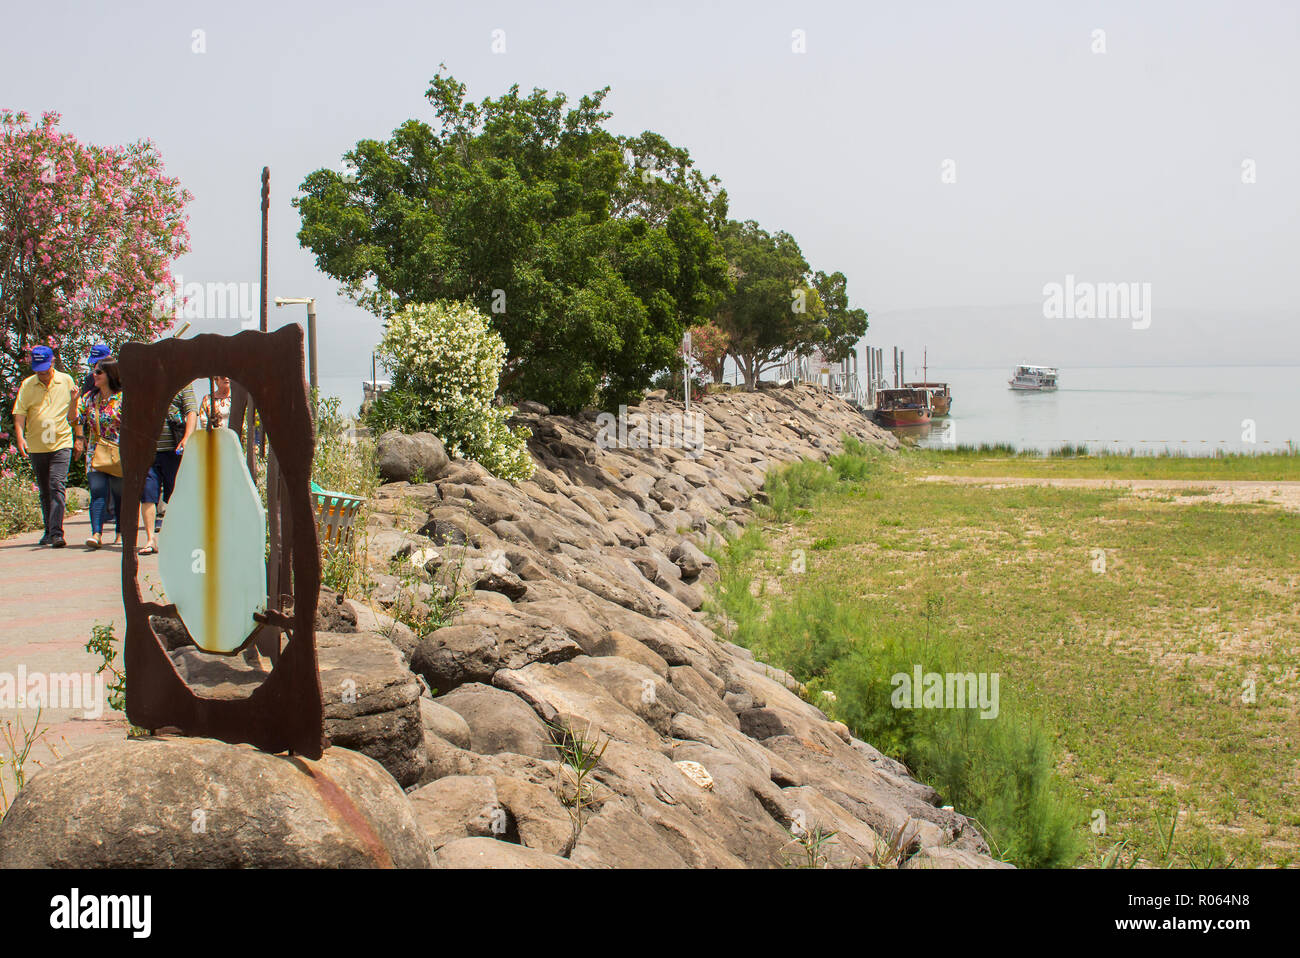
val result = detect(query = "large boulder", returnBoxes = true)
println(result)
[435,683,553,759]
[377,430,450,484]
[409,606,581,694]
[0,737,433,868]
[318,630,427,787]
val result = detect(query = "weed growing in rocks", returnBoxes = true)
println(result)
[782,820,841,868]
[0,708,54,822]
[546,720,608,847]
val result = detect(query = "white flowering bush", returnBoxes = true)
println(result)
[368,300,534,481]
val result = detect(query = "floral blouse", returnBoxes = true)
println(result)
[78,390,123,464]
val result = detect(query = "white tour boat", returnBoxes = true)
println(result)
[1008,365,1059,391]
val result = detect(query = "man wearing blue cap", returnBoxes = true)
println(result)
[12,345,79,547]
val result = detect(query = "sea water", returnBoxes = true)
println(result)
[910,365,1298,454]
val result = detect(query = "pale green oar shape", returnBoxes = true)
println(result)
[158,427,267,654]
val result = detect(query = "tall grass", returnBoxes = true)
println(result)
[711,438,1084,868]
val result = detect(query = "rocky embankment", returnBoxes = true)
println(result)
[0,384,1009,869]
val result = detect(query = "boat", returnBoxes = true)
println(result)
[874,387,932,427]
[1009,365,1058,391]
[903,350,952,416]
[905,381,951,416]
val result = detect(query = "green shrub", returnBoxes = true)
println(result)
[366,300,534,481]
[0,447,41,539]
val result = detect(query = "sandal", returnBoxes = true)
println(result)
[137,545,158,556]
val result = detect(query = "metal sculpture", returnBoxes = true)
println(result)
[118,325,325,758]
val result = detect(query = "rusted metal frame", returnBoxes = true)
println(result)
[119,325,325,758]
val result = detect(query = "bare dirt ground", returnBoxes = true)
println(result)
[916,476,1300,512]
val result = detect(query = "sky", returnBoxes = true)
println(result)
[3,0,1297,396]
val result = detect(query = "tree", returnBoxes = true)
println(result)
[712,220,825,389]
[0,110,191,405]
[295,70,730,414]
[811,269,869,363]
[687,321,730,384]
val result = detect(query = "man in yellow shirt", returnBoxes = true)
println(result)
[12,345,79,547]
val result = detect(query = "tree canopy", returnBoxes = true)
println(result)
[711,220,825,389]
[0,109,190,404]
[296,70,730,413]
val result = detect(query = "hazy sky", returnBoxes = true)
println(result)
[4,1,1297,391]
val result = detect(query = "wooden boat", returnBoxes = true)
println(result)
[906,381,951,416]
[1009,365,1058,391]
[874,387,932,427]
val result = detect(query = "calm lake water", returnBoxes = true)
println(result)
[906,366,1298,455]
[315,366,1298,457]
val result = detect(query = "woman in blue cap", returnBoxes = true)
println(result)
[74,356,124,549]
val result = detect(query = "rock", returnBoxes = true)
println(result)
[669,539,710,580]
[492,659,664,750]
[409,607,582,694]
[436,683,553,759]
[515,400,550,416]
[316,587,358,633]
[568,798,689,868]
[318,630,427,788]
[0,737,433,868]
[350,602,418,663]
[377,430,450,484]
[435,836,578,869]
[150,614,192,651]
[492,776,575,856]
[902,846,1014,869]
[420,698,472,751]
[407,775,507,849]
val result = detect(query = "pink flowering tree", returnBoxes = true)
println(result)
[0,109,191,413]
[687,321,731,384]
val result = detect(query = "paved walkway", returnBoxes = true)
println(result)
[0,508,154,777]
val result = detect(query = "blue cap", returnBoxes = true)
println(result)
[87,343,110,365]
[30,346,54,372]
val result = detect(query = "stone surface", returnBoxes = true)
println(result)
[319,629,427,788]
[435,836,578,869]
[377,430,450,483]
[435,683,553,759]
[0,737,433,868]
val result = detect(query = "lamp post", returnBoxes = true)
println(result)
[274,297,317,391]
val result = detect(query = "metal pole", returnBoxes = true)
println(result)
[260,168,269,334]
[259,167,269,458]
[307,300,318,392]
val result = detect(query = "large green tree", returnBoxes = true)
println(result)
[295,72,730,413]
[811,269,869,363]
[712,220,826,389]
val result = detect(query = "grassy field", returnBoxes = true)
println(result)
[912,443,1300,480]
[710,443,1300,867]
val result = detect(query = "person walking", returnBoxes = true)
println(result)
[80,343,111,400]
[198,376,233,429]
[74,357,124,549]
[11,345,78,548]
[138,385,196,555]
[80,343,114,526]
